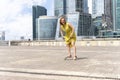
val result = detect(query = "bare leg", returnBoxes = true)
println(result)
[66,44,71,57]
[71,42,77,60]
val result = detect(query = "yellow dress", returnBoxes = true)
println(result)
[61,23,76,47]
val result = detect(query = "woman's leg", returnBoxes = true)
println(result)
[66,44,71,57]
[71,41,77,60]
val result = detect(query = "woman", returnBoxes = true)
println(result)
[60,17,77,60]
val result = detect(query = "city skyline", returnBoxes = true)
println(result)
[54,0,92,40]
[0,0,92,40]
[0,0,54,40]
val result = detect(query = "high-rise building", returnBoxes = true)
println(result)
[54,0,89,16]
[0,31,5,41]
[54,0,65,17]
[92,0,104,18]
[92,0,104,37]
[104,0,113,30]
[32,5,47,40]
[83,0,89,13]
[36,16,58,40]
[55,0,92,39]
[113,0,120,32]
[97,0,120,37]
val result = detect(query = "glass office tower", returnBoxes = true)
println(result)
[104,0,113,30]
[92,0,104,18]
[55,0,92,39]
[54,0,66,16]
[92,0,104,36]
[113,0,120,31]
[54,0,89,15]
[32,5,47,40]
[36,16,58,40]
[0,31,5,41]
[83,0,89,13]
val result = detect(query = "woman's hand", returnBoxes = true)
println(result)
[70,34,73,38]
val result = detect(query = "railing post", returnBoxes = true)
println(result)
[8,41,11,46]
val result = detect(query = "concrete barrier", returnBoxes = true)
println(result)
[10,39,120,47]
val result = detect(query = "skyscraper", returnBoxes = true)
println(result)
[104,0,113,30]
[83,0,89,13]
[32,5,47,40]
[54,0,65,17]
[0,31,5,41]
[36,16,58,40]
[54,0,89,16]
[92,0,104,18]
[113,0,120,31]
[55,0,92,39]
[92,0,104,37]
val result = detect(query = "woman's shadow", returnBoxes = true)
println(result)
[76,57,88,60]
[64,57,88,60]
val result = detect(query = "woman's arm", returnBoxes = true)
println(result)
[68,23,75,38]
[60,26,64,38]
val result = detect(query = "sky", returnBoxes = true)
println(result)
[88,0,92,14]
[0,0,92,40]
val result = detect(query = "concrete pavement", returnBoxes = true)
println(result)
[0,46,120,80]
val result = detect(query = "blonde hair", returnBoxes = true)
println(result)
[59,17,66,25]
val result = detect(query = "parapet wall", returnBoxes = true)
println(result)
[11,39,120,47]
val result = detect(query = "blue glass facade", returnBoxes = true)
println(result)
[36,16,58,40]
[66,0,76,13]
[0,31,5,41]
[54,0,65,16]
[104,0,113,30]
[83,0,89,13]
[54,0,89,16]
[32,5,47,40]
[92,0,104,37]
[93,16,103,36]
[78,13,92,36]
[55,0,92,40]
[92,0,104,18]
[113,0,120,31]
[66,13,80,35]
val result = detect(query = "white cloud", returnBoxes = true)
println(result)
[0,0,46,40]
[5,14,32,40]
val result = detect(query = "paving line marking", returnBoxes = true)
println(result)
[0,67,119,80]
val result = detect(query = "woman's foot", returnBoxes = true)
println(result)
[73,56,77,60]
